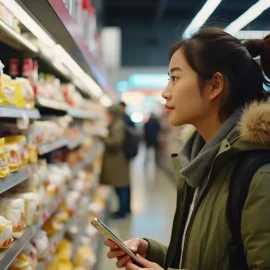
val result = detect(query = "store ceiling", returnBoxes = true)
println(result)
[102,0,270,66]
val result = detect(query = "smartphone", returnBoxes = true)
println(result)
[91,218,142,266]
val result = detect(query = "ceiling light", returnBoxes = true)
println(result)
[183,0,222,39]
[129,74,168,89]
[0,0,56,47]
[225,0,270,35]
[100,95,112,107]
[0,20,38,52]
[131,112,144,123]
[236,30,270,40]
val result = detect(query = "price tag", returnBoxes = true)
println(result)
[16,112,30,130]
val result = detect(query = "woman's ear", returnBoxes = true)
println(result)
[208,72,224,101]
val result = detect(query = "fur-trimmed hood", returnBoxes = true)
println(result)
[238,101,270,144]
[179,101,270,145]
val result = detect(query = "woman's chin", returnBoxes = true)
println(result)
[168,115,187,127]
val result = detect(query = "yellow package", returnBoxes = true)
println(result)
[14,78,34,109]
[26,132,37,164]
[13,80,25,108]
[0,138,9,179]
[0,74,16,106]
[42,215,63,237]
[48,255,73,270]
[19,136,29,166]
[8,253,31,270]
[4,136,23,172]
[57,239,72,259]
[0,216,13,249]
[74,245,96,269]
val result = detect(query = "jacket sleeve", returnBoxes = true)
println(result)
[144,238,168,268]
[241,165,270,269]
[102,121,124,149]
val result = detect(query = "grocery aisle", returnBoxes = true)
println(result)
[97,146,177,270]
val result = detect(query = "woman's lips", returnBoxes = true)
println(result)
[165,105,175,114]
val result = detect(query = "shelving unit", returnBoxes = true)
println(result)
[0,186,67,270]
[0,1,110,269]
[68,108,100,120]
[0,107,40,119]
[0,163,38,195]
[68,134,86,150]
[37,138,68,155]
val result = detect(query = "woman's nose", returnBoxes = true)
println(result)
[162,86,171,100]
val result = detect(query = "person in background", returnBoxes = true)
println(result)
[144,113,161,164]
[119,101,136,214]
[100,104,130,219]
[120,101,135,128]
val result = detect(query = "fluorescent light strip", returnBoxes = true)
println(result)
[225,0,270,35]
[0,20,38,52]
[183,0,222,38]
[0,0,56,47]
[100,95,112,107]
[236,30,270,40]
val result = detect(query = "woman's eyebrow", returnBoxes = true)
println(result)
[169,67,182,74]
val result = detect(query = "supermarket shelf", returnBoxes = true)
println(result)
[36,97,69,112]
[0,19,38,53]
[0,222,41,270]
[68,108,99,120]
[68,134,86,150]
[0,163,38,195]
[37,195,85,270]
[38,137,68,155]
[0,106,40,119]
[0,188,66,270]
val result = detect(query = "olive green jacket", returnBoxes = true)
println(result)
[100,119,130,188]
[146,102,270,270]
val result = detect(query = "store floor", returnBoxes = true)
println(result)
[97,147,177,270]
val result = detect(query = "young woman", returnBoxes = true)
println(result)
[104,28,270,269]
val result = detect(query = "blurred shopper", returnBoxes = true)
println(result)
[104,28,270,269]
[120,101,135,128]
[100,104,130,219]
[144,113,161,163]
[119,101,139,214]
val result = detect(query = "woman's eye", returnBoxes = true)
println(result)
[170,76,177,82]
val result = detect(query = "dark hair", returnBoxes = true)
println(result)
[119,101,126,107]
[169,27,270,120]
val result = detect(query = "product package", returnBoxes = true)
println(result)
[14,78,35,109]
[31,229,49,259]
[0,138,10,179]
[15,192,40,226]
[0,215,13,249]
[74,245,96,269]
[0,74,16,106]
[9,243,37,270]
[4,136,24,172]
[0,197,25,238]
[8,253,32,270]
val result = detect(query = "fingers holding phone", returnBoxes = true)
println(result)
[125,255,164,270]
[104,238,148,268]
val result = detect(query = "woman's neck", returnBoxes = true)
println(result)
[194,114,223,142]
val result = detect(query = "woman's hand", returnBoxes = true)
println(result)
[104,238,148,268]
[125,255,164,270]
